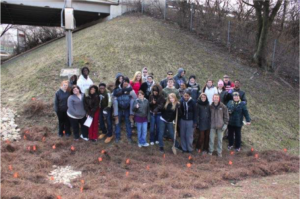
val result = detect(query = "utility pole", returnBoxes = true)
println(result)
[61,0,75,67]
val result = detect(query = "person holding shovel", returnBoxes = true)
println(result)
[158,93,181,153]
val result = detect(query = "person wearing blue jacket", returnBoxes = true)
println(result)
[180,90,197,153]
[227,92,251,152]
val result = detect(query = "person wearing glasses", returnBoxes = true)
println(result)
[160,71,179,89]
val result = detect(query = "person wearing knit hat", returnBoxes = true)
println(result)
[187,75,201,102]
[173,68,186,89]
[227,91,251,152]
[217,79,228,104]
[141,67,148,83]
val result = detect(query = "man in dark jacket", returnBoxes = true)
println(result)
[180,90,197,153]
[160,71,179,89]
[226,80,247,104]
[173,68,186,89]
[149,84,166,145]
[98,83,113,144]
[227,92,251,152]
[113,77,133,144]
[208,94,229,157]
[139,73,155,100]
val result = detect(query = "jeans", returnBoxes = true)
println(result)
[209,129,223,155]
[115,109,132,139]
[136,122,148,145]
[180,119,194,152]
[99,107,113,137]
[69,116,88,139]
[56,111,71,136]
[228,125,242,149]
[150,113,160,142]
[158,119,179,148]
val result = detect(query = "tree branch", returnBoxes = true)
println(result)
[269,0,283,24]
[241,0,255,7]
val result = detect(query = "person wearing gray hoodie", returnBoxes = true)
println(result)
[173,68,186,89]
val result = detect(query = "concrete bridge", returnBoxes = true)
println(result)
[1,0,122,27]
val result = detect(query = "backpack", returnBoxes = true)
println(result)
[117,94,131,109]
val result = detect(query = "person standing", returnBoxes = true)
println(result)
[98,83,114,143]
[195,93,211,154]
[113,77,134,144]
[227,92,251,152]
[208,94,229,157]
[139,73,155,100]
[158,93,181,153]
[162,78,180,100]
[203,80,218,105]
[186,75,201,102]
[173,68,186,89]
[67,85,88,141]
[132,91,150,147]
[83,85,100,142]
[178,83,187,100]
[160,71,179,89]
[141,67,148,83]
[180,91,197,153]
[54,80,71,137]
[130,71,142,95]
[77,67,93,94]
[149,84,165,145]
[227,80,247,104]
[217,80,228,104]
[223,75,234,92]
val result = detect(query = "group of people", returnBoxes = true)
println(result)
[54,66,251,156]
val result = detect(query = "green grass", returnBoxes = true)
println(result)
[1,14,299,154]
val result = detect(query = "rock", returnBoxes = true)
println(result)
[0,108,21,141]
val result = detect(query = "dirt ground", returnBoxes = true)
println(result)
[1,119,299,199]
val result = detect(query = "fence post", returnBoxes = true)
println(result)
[141,0,144,14]
[227,20,231,51]
[164,0,167,20]
[272,39,277,70]
[190,3,194,31]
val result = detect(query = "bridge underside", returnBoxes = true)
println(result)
[1,4,110,27]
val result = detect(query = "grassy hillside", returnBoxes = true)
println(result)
[1,14,299,154]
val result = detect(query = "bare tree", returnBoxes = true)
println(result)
[242,0,283,70]
[0,24,14,38]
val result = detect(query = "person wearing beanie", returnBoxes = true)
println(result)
[187,75,201,102]
[227,92,251,152]
[173,68,186,89]
[149,84,166,145]
[217,79,228,104]
[195,93,211,154]
[203,80,218,105]
[77,67,93,95]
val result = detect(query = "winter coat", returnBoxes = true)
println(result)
[196,100,211,131]
[224,81,234,92]
[132,98,149,118]
[149,84,166,114]
[204,86,218,105]
[227,100,251,127]
[139,81,155,99]
[218,89,228,104]
[99,89,112,110]
[77,75,93,95]
[210,102,229,130]
[161,103,182,123]
[173,68,186,89]
[54,88,70,112]
[187,82,201,102]
[160,78,179,89]
[84,93,100,117]
[162,87,180,100]
[130,81,142,95]
[227,88,247,104]
[67,94,86,119]
[180,97,197,124]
